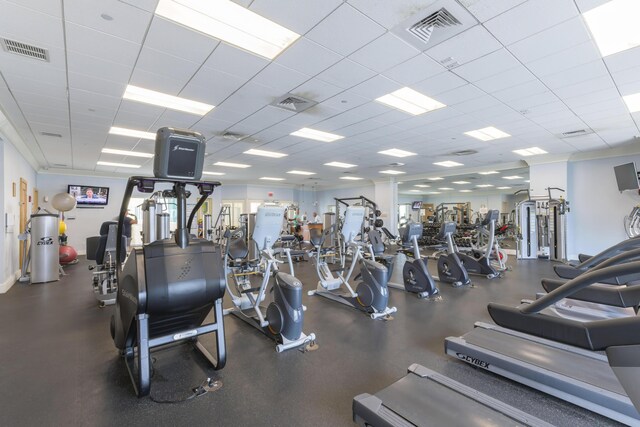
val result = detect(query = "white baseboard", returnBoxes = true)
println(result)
[0,270,20,294]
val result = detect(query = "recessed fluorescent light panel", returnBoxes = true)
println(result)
[287,170,315,175]
[260,177,285,181]
[452,181,470,185]
[433,161,463,167]
[378,148,417,158]
[513,147,548,157]
[375,87,446,115]
[214,161,251,168]
[108,126,155,140]
[409,189,421,193]
[325,161,356,168]
[623,93,640,112]
[380,170,406,175]
[414,184,430,188]
[479,171,499,175]
[464,126,511,141]
[438,187,453,190]
[101,148,154,158]
[203,171,225,176]
[428,177,444,181]
[154,0,300,60]
[460,189,472,193]
[290,128,343,142]
[244,148,287,158]
[97,161,140,168]
[476,184,494,188]
[502,176,523,180]
[583,0,640,57]
[340,176,363,180]
[123,85,214,115]
[427,192,441,195]
[497,186,511,190]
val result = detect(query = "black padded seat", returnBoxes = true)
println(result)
[95,221,126,264]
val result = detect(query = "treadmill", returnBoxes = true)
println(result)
[353,364,553,427]
[445,261,640,426]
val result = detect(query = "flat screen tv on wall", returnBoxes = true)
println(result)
[614,162,640,192]
[68,185,109,206]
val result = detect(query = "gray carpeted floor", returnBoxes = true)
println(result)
[0,253,623,426]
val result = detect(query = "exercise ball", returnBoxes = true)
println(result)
[59,220,67,235]
[52,193,76,212]
[59,245,78,265]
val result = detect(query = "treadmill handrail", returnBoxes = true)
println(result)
[589,247,640,271]
[577,236,640,269]
[521,260,640,314]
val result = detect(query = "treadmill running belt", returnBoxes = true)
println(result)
[464,327,625,395]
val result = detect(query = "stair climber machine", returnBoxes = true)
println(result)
[433,222,471,287]
[223,204,316,353]
[387,222,441,300]
[308,206,397,320]
[111,128,226,397]
[456,209,502,279]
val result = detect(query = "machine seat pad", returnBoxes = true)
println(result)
[280,235,296,242]
[488,303,640,351]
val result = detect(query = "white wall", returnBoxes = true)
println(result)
[567,154,640,258]
[3,139,36,290]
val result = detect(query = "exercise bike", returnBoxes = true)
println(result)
[387,222,441,300]
[433,222,471,287]
[308,206,397,320]
[224,204,316,353]
[456,210,502,279]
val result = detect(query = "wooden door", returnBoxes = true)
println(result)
[19,178,27,268]
[32,189,39,213]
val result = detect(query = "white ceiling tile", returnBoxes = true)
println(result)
[595,128,637,145]
[538,60,608,90]
[492,80,549,103]
[604,46,640,73]
[552,75,616,100]
[21,103,69,122]
[306,3,385,56]
[276,37,342,76]
[473,66,536,92]
[250,0,343,35]
[574,0,611,13]
[231,106,295,135]
[435,85,486,106]
[180,68,247,106]
[3,74,67,100]
[69,88,122,112]
[321,91,371,113]
[68,72,127,98]
[65,22,141,66]
[350,75,400,100]
[563,87,624,109]
[503,91,562,112]
[453,95,503,114]
[611,65,640,87]
[251,63,311,94]
[218,82,277,117]
[508,16,592,64]
[426,25,502,67]
[112,108,161,130]
[525,40,601,76]
[459,0,528,23]
[145,16,219,63]
[411,72,468,97]
[0,1,64,48]
[0,48,67,83]
[134,47,200,90]
[484,0,579,45]
[452,48,521,82]
[64,0,151,43]
[13,91,67,110]
[383,54,445,86]
[293,78,345,103]
[316,59,377,89]
[152,109,201,130]
[350,33,419,73]
[571,98,629,116]
[7,0,62,17]
[67,51,133,84]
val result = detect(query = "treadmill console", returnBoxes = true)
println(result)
[400,222,423,244]
[153,127,205,180]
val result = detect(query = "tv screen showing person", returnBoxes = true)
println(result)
[68,185,109,205]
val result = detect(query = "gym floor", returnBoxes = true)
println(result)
[0,255,621,426]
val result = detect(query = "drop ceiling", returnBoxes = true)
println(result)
[0,0,638,187]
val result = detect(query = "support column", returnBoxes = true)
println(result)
[374,179,398,234]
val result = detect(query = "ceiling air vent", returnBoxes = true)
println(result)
[271,94,317,113]
[40,132,62,138]
[1,38,49,61]
[451,149,478,156]
[220,132,259,143]
[408,8,461,44]
[559,129,594,138]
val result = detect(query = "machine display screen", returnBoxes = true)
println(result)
[614,162,640,192]
[68,185,109,206]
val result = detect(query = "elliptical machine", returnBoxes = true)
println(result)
[308,206,397,320]
[456,210,501,279]
[224,204,316,353]
[434,222,471,287]
[111,128,226,397]
[387,222,441,300]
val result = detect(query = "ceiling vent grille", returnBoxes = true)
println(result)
[1,38,49,61]
[220,132,259,143]
[271,94,317,113]
[40,131,62,138]
[559,129,594,138]
[451,149,478,156]
[407,8,461,44]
